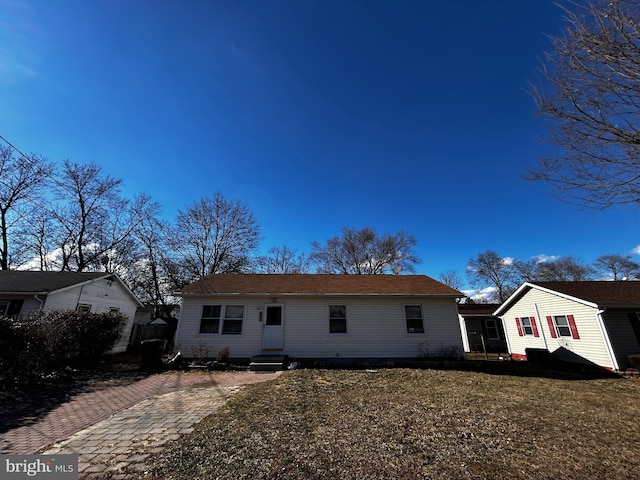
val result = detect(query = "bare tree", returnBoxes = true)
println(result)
[467,251,519,303]
[528,0,640,208]
[310,227,420,274]
[256,246,310,274]
[0,146,52,270]
[593,253,640,280]
[48,161,149,272]
[172,192,260,279]
[534,256,595,281]
[438,270,465,291]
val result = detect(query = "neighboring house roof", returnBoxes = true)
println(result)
[0,271,108,294]
[0,271,144,307]
[457,303,501,316]
[178,274,462,297]
[494,281,640,316]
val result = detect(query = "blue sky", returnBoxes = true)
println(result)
[2,0,640,288]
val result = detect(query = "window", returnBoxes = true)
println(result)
[520,317,534,336]
[200,305,245,334]
[200,305,221,333]
[77,304,91,313]
[485,319,500,340]
[222,305,244,334]
[0,301,8,316]
[329,305,347,333]
[553,315,572,337]
[405,305,424,333]
[109,307,120,313]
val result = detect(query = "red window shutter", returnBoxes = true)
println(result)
[515,318,523,336]
[546,316,557,339]
[530,317,539,337]
[567,315,580,339]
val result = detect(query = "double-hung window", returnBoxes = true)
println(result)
[405,305,424,334]
[200,305,245,334]
[553,315,572,337]
[520,317,534,336]
[485,319,500,340]
[329,305,347,333]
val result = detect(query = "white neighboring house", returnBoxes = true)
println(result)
[494,281,640,371]
[0,271,144,353]
[175,274,464,362]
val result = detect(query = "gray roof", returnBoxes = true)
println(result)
[0,271,109,293]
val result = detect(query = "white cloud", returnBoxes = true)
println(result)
[462,287,497,303]
[530,253,560,264]
[501,257,515,266]
[632,245,640,256]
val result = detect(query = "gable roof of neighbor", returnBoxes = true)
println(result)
[178,274,462,297]
[0,271,144,307]
[494,281,640,316]
[0,271,109,294]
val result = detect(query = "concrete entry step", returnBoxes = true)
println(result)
[250,355,287,372]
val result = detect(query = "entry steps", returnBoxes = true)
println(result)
[249,355,288,372]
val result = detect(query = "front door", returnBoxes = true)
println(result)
[262,304,284,351]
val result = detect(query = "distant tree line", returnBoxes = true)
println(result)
[440,250,640,303]
[0,145,421,318]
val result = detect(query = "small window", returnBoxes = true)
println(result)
[109,307,120,313]
[77,304,91,313]
[405,305,424,334]
[222,305,244,334]
[554,315,572,337]
[485,319,500,340]
[329,305,347,333]
[520,317,533,336]
[200,305,221,334]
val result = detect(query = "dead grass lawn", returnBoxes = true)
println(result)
[144,368,640,480]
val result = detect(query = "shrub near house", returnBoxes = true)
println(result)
[0,311,126,387]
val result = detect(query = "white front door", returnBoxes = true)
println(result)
[262,304,284,351]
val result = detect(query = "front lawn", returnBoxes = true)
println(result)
[144,368,640,480]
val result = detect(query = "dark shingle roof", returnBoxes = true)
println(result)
[0,271,108,293]
[179,274,462,297]
[533,281,640,307]
[457,303,501,316]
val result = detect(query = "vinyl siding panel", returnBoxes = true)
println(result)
[500,288,613,368]
[176,295,462,359]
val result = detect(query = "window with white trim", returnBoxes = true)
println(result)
[553,315,572,337]
[485,319,500,340]
[329,305,347,333]
[222,305,244,334]
[199,305,245,334]
[520,317,534,336]
[405,305,424,334]
[77,304,91,313]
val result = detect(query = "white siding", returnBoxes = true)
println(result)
[175,295,463,359]
[44,279,138,353]
[499,288,614,369]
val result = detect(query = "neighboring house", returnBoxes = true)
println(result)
[0,271,144,353]
[457,303,506,354]
[494,281,640,371]
[175,274,464,362]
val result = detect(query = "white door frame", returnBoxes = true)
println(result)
[262,303,285,351]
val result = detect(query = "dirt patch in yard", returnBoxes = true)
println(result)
[142,368,640,480]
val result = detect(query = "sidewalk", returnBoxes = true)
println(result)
[0,370,280,478]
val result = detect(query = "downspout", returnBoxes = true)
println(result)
[34,294,45,312]
[534,303,549,350]
[595,309,619,371]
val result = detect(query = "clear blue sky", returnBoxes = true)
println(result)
[2,0,640,288]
